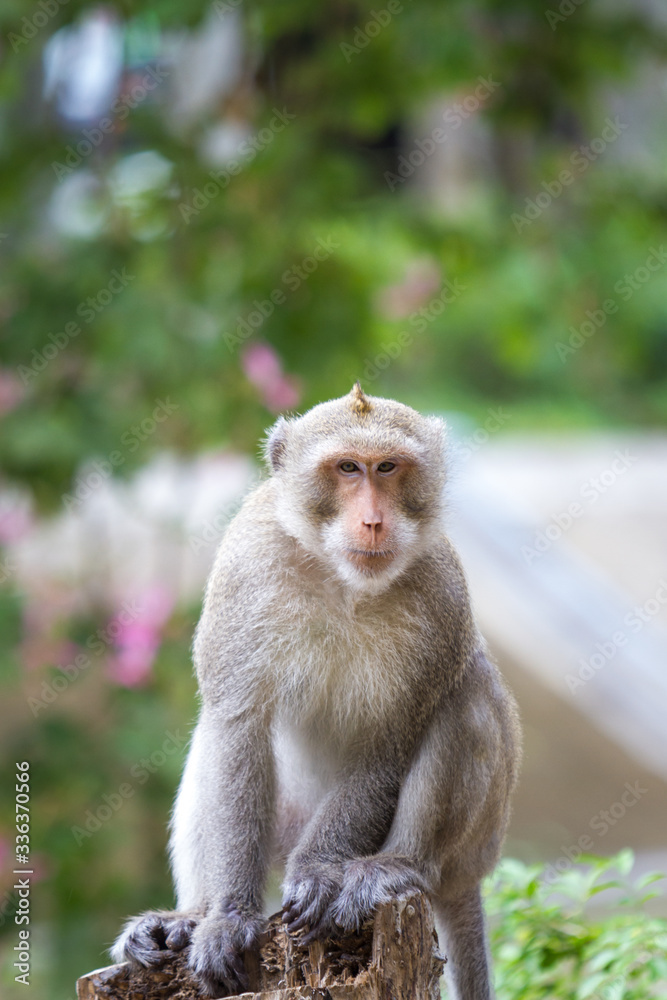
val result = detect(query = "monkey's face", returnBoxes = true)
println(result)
[266,387,447,594]
[313,451,424,590]
[275,441,442,594]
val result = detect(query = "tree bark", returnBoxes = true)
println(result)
[76,892,444,1000]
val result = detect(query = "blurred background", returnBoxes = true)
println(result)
[1,0,667,997]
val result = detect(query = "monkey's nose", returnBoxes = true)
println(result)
[363,517,383,545]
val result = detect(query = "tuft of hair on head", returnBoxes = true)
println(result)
[349,382,372,416]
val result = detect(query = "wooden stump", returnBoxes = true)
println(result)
[76,893,444,1000]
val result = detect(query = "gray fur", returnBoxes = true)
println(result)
[112,387,521,999]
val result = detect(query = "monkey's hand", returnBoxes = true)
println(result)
[189,901,263,998]
[331,855,428,932]
[111,910,198,966]
[281,860,344,942]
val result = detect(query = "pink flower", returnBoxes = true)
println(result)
[242,342,282,384]
[241,342,301,413]
[107,585,175,688]
[0,368,26,415]
[260,375,300,412]
[376,258,441,320]
[0,505,33,544]
[107,644,158,688]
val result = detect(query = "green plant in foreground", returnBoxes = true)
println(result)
[483,851,667,999]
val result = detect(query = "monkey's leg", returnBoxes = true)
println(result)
[169,707,276,997]
[375,688,503,1000]
[433,887,494,1000]
[329,704,474,934]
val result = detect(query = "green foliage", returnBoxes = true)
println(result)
[485,852,667,1000]
[1,4,667,999]
[1,1,667,505]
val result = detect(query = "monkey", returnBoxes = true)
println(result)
[111,383,521,1000]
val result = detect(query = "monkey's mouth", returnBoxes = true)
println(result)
[345,548,397,571]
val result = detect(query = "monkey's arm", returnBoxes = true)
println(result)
[170,702,275,995]
[172,705,275,912]
[282,750,413,937]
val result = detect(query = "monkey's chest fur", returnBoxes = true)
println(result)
[267,593,428,835]
[267,584,433,740]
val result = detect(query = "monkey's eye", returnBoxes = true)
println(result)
[339,461,360,473]
[377,461,396,473]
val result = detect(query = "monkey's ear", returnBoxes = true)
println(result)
[426,415,447,441]
[425,415,448,468]
[265,416,290,472]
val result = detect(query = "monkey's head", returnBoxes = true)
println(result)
[265,384,447,593]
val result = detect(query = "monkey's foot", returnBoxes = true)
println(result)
[331,855,428,932]
[189,903,263,998]
[281,864,343,942]
[110,910,198,967]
